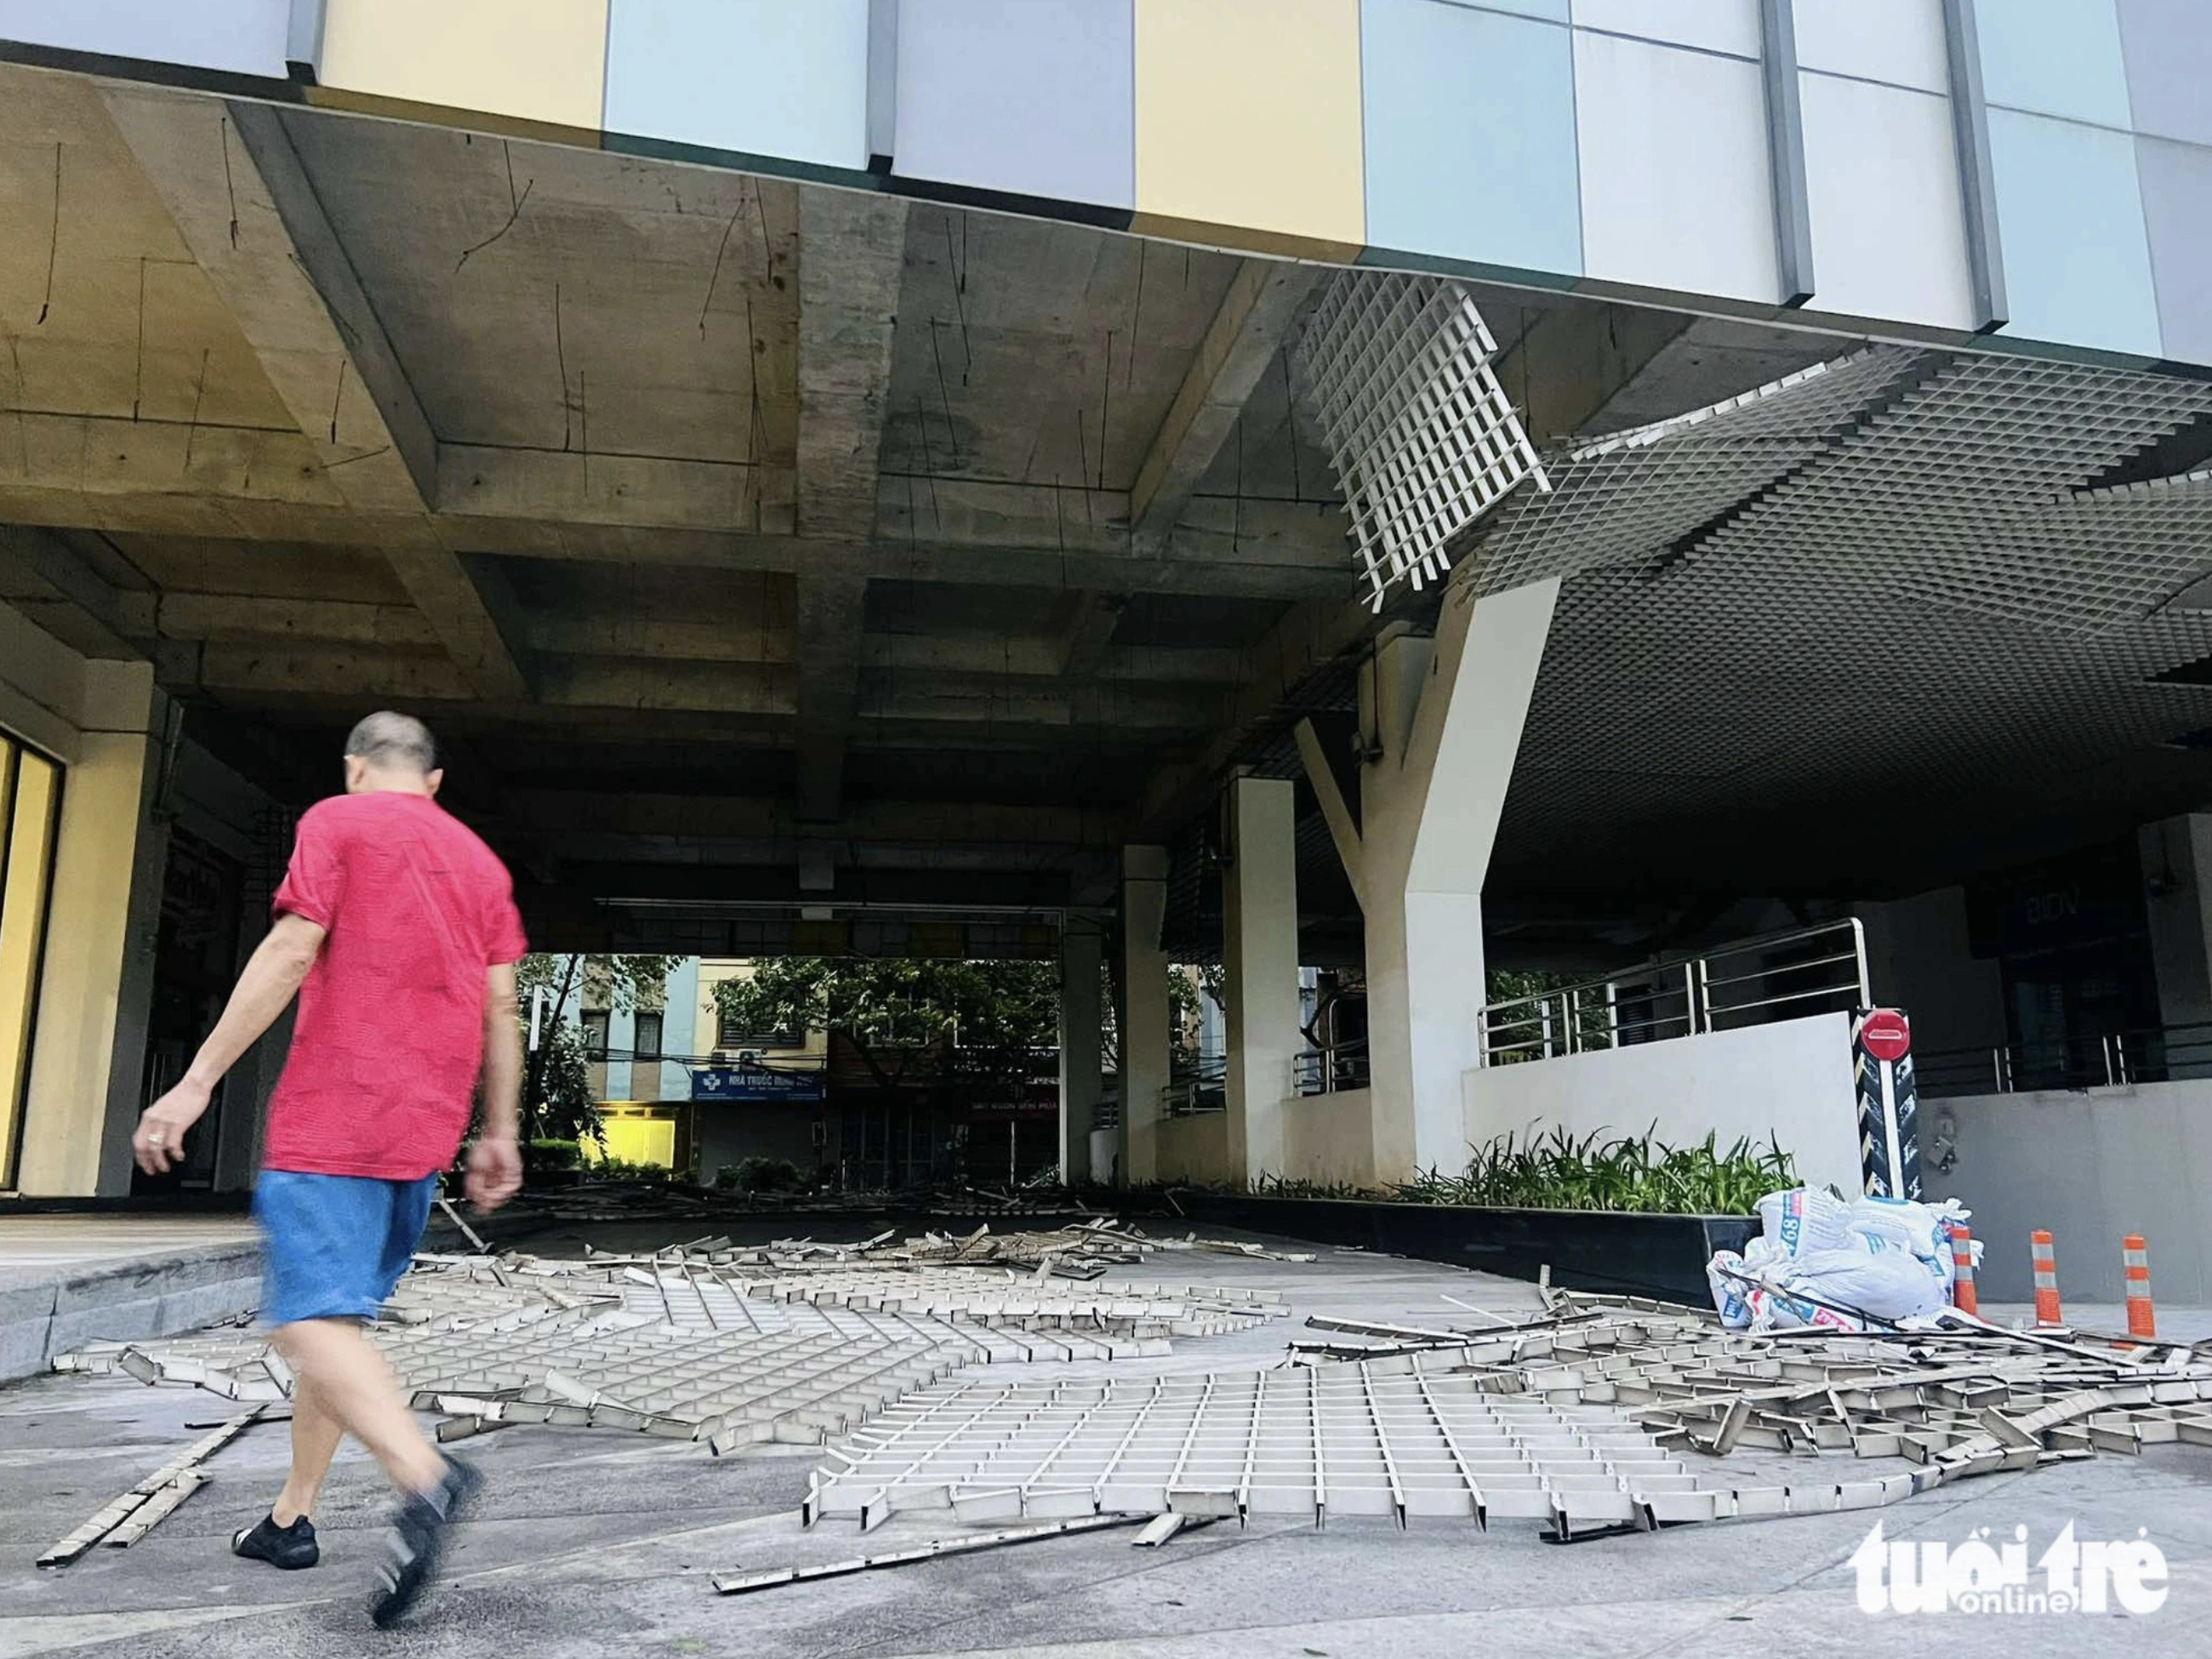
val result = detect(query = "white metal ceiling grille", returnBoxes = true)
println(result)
[1297,271,1548,611]
[1473,348,2212,875]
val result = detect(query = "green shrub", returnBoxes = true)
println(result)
[582,1155,669,1183]
[523,1138,580,1173]
[715,1156,802,1193]
[1387,1126,1796,1215]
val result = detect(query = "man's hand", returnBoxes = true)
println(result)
[465,1134,523,1211]
[133,1080,214,1176]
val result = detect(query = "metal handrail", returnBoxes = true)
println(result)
[1918,1020,2212,1098]
[1479,918,1870,1066]
[1161,1055,1228,1118]
[1292,1038,1371,1096]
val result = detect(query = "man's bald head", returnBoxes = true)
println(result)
[343,711,442,796]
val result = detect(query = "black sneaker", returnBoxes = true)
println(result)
[232,1513,320,1570]
[368,1457,482,1629]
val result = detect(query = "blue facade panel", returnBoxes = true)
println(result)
[605,0,869,169]
[1987,107,2161,356]
[894,0,1134,209]
[2136,135,2212,366]
[1362,0,1582,276]
[0,0,289,78]
[2116,0,2212,147]
[1976,0,2132,128]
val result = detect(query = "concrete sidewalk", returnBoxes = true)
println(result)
[0,1218,260,1384]
[4,1231,2209,1659]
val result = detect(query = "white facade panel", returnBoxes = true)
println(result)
[1572,0,1761,59]
[0,0,289,77]
[1463,1012,1865,1198]
[1573,31,1781,304]
[1801,71,1975,330]
[1789,0,1949,94]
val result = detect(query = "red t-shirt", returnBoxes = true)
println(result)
[263,791,527,1180]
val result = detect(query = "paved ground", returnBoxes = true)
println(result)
[0,1217,258,1274]
[3,1227,2209,1659]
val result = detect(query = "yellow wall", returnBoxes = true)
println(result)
[13,727,157,1194]
[586,1113,676,1169]
[1133,0,1365,256]
[2,598,162,1197]
[0,744,60,1187]
[320,0,611,133]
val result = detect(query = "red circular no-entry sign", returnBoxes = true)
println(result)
[1860,1009,1912,1063]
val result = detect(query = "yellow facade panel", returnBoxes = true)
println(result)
[0,747,60,1186]
[587,1115,676,1170]
[1133,0,1365,255]
[320,0,611,134]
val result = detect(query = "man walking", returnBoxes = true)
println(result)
[132,711,527,1628]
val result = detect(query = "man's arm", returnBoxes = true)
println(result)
[133,913,326,1175]
[465,962,524,1211]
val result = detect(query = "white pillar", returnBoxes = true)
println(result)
[1120,846,1171,1186]
[1223,775,1300,1184]
[1297,579,1559,1185]
[1058,919,1103,1186]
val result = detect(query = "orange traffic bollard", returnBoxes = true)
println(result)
[1950,1223,1977,1315]
[2031,1230,2062,1326]
[2124,1235,2156,1339]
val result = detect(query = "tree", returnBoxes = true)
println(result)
[714,957,1066,1092]
[714,958,1058,1056]
[513,953,681,1141]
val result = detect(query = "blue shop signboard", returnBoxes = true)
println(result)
[690,1064,825,1103]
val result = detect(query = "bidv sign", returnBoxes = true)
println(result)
[1850,1521,2167,1616]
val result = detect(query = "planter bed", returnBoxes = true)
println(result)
[1167,1193,1754,1303]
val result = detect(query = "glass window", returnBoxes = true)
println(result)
[633,1010,663,1060]
[1,735,65,1189]
[579,1008,610,1061]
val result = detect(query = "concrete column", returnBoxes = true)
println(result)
[1223,775,1300,1183]
[14,664,168,1197]
[1120,846,1172,1186]
[1297,579,1559,1185]
[1058,919,1103,1186]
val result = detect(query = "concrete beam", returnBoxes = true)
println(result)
[1136,596,1378,840]
[798,191,908,541]
[100,88,533,700]
[0,527,151,659]
[505,790,1119,847]
[0,484,1345,600]
[795,573,868,822]
[438,444,788,536]
[1052,590,1128,679]
[157,643,1218,733]
[1128,259,1319,550]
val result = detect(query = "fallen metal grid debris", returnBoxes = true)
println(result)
[58,1247,1285,1453]
[804,1295,2212,1539]
[710,1514,1142,1594]
[36,1406,265,1567]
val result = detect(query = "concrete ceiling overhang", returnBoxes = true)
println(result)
[11,61,2212,961]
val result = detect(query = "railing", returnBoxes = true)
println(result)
[1293,1038,1371,1096]
[1092,1088,1121,1132]
[1918,1021,2212,1098]
[1479,919,1871,1066]
[1162,1057,1228,1117]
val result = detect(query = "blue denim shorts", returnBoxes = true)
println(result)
[254,1170,438,1326]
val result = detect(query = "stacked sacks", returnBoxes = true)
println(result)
[1707,1189,1977,1331]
